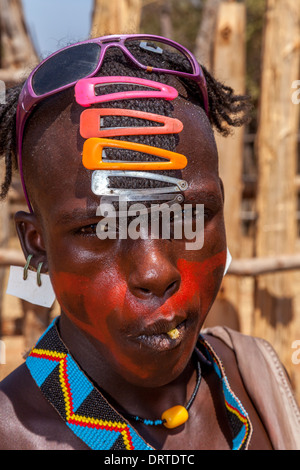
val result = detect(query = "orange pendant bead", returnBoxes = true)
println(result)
[161,405,189,429]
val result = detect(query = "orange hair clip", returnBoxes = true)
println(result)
[80,108,183,138]
[82,138,187,171]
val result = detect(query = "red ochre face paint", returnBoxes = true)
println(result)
[175,249,226,315]
[51,249,226,383]
[52,269,152,379]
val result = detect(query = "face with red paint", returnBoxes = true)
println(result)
[16,86,227,389]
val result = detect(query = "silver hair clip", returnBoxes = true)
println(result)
[91,170,188,202]
[99,194,185,223]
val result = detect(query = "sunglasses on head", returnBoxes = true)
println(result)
[16,33,209,212]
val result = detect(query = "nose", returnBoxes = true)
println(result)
[126,241,181,300]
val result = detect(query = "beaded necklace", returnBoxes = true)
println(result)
[122,357,201,428]
[26,318,253,450]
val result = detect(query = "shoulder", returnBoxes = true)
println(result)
[0,362,88,450]
[200,325,294,404]
[201,325,300,450]
[201,325,294,389]
[0,363,40,449]
[200,327,274,449]
[200,326,255,403]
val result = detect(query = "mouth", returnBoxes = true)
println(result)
[134,320,188,352]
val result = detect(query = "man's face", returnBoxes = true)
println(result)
[21,93,227,388]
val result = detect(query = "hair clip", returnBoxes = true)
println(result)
[82,137,187,171]
[99,195,185,222]
[91,170,188,200]
[75,76,178,107]
[80,108,183,138]
[139,41,163,55]
[102,195,186,209]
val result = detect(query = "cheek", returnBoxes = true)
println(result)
[51,270,151,379]
[51,270,127,343]
[51,249,226,330]
[50,249,226,382]
[171,249,226,314]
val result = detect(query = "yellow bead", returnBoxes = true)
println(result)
[161,405,189,429]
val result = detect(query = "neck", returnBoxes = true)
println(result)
[58,312,197,420]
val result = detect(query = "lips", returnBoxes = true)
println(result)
[133,320,187,352]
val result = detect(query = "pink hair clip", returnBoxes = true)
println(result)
[74,76,178,107]
[80,108,183,138]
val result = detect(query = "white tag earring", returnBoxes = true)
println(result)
[6,254,56,308]
[224,248,232,276]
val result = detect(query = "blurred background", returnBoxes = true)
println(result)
[0,0,299,404]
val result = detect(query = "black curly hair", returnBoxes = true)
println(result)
[0,43,251,202]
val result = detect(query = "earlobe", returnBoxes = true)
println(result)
[14,211,48,271]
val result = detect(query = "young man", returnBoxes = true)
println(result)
[0,35,299,450]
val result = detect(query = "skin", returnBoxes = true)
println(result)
[0,83,273,450]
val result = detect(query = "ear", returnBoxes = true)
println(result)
[14,211,49,272]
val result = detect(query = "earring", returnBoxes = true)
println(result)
[23,254,33,281]
[6,254,56,308]
[36,262,43,287]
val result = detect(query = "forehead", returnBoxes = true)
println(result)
[22,90,220,217]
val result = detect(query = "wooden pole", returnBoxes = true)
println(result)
[2,246,300,276]
[229,255,300,276]
[205,1,249,332]
[160,0,173,40]
[0,248,25,267]
[254,0,300,398]
[0,0,38,85]
[194,0,221,70]
[0,0,38,70]
[91,0,142,37]
[213,1,246,250]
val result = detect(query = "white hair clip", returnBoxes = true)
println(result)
[91,170,188,202]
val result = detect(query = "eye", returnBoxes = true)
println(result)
[167,206,206,224]
[204,208,214,222]
[76,223,98,236]
[183,206,215,225]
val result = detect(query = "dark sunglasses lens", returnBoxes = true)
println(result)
[124,38,193,74]
[32,43,101,95]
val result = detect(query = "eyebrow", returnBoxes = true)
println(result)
[54,207,101,226]
[54,190,222,226]
[184,190,222,206]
